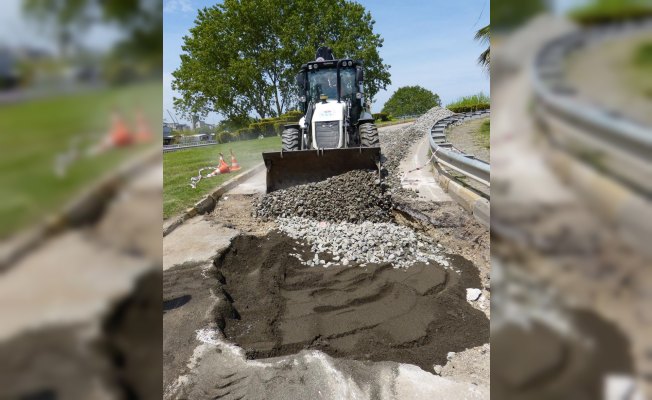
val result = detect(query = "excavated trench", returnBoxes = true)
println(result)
[210,231,489,372]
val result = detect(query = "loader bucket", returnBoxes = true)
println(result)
[262,147,381,192]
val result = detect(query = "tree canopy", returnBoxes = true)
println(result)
[172,0,391,121]
[381,86,440,117]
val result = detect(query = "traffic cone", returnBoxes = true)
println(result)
[229,149,241,171]
[110,111,132,147]
[134,109,153,143]
[218,153,231,174]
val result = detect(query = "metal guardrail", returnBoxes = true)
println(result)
[163,140,219,153]
[532,19,652,196]
[428,110,491,187]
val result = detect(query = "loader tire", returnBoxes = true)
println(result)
[282,127,300,151]
[359,122,379,147]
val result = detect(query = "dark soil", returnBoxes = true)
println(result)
[492,309,633,399]
[212,231,489,372]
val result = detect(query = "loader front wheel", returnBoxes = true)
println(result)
[281,127,300,151]
[359,122,379,147]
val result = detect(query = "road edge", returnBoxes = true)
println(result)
[163,162,266,237]
[0,146,162,271]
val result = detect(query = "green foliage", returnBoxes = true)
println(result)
[446,93,490,113]
[172,0,391,122]
[475,119,490,149]
[215,109,304,143]
[492,0,547,31]
[475,25,490,72]
[381,86,441,117]
[22,0,162,73]
[633,42,652,67]
[372,112,390,121]
[569,0,652,25]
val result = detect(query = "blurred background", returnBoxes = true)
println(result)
[491,0,652,399]
[0,0,162,399]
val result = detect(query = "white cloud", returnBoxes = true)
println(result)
[164,0,194,14]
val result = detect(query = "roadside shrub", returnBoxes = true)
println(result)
[373,112,390,121]
[446,93,490,113]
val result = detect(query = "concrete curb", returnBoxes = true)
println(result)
[163,162,266,237]
[0,146,161,271]
[433,167,490,228]
[544,145,652,258]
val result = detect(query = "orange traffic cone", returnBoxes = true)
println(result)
[229,149,241,171]
[218,153,231,174]
[134,109,153,143]
[110,111,132,147]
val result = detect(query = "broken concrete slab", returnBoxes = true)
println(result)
[163,216,238,270]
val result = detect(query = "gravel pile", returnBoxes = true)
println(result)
[255,170,391,223]
[277,216,452,269]
[380,107,453,197]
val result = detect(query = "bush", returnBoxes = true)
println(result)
[447,103,491,113]
[373,112,390,121]
[446,93,490,113]
[569,0,652,25]
[213,109,304,145]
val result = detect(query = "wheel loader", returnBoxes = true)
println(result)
[262,47,381,192]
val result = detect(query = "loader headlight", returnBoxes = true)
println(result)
[299,96,306,102]
[348,61,352,66]
[356,92,362,99]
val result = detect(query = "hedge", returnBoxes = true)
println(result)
[447,103,491,114]
[372,112,391,121]
[214,110,304,143]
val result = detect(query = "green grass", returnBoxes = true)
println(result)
[629,41,652,100]
[0,82,160,238]
[569,0,652,25]
[446,93,491,113]
[163,136,281,218]
[474,119,490,149]
[634,42,652,66]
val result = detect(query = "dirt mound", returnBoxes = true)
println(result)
[255,170,392,223]
[212,232,489,372]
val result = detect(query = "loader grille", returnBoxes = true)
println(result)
[314,121,340,148]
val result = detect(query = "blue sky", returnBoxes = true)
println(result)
[163,0,490,124]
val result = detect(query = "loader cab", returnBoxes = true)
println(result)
[296,59,364,121]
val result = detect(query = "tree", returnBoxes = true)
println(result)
[172,0,391,122]
[22,0,162,62]
[381,86,440,117]
[492,0,547,31]
[475,24,490,72]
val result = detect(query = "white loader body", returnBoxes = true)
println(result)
[309,100,346,149]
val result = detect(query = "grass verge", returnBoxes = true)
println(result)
[163,136,280,218]
[474,119,490,149]
[446,93,490,113]
[0,82,160,238]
